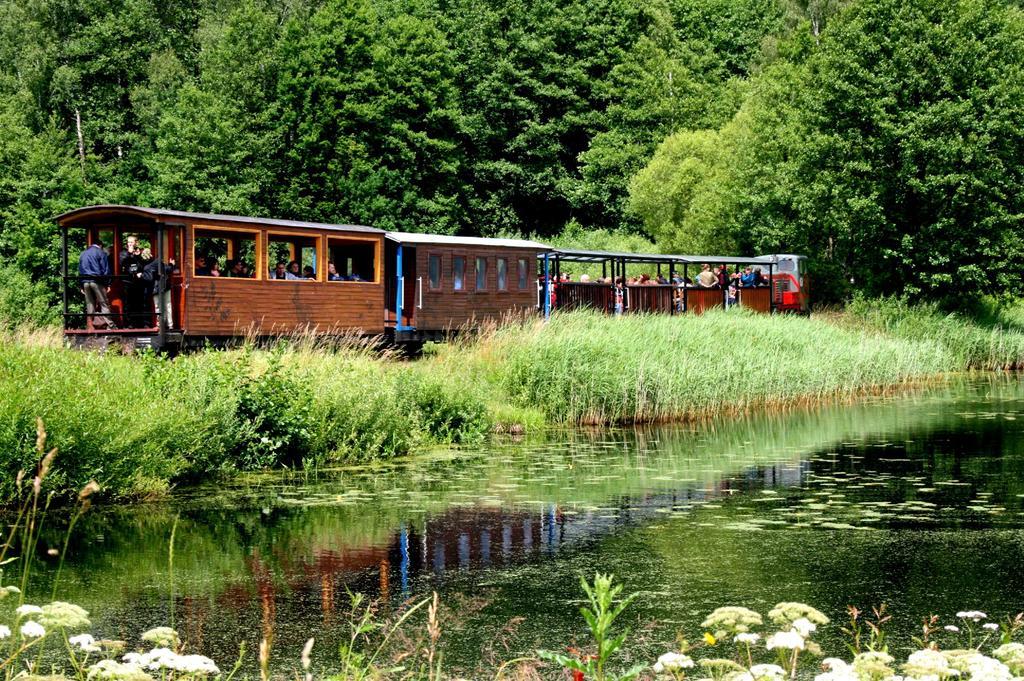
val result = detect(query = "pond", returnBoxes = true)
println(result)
[24,377,1024,676]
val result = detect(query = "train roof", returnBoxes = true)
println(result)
[550,247,777,266]
[56,205,382,234]
[549,248,676,263]
[386,231,547,250]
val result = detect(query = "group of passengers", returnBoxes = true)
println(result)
[551,264,768,289]
[196,255,253,278]
[545,263,769,314]
[265,261,365,281]
[77,235,177,330]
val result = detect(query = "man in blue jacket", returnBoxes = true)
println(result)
[79,239,116,329]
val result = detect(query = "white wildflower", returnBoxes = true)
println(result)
[992,644,1024,675]
[140,627,179,648]
[956,612,987,622]
[948,652,1013,681]
[792,618,817,637]
[87,659,153,681]
[750,664,787,679]
[169,654,219,675]
[822,659,851,672]
[905,649,958,679]
[946,626,961,633]
[71,633,101,653]
[0,625,9,639]
[735,633,761,645]
[853,651,896,679]
[123,648,218,675]
[39,601,91,630]
[702,607,764,638]
[983,623,1000,631]
[768,603,829,627]
[20,621,46,638]
[15,604,42,618]
[766,630,805,650]
[654,652,695,674]
[815,669,858,681]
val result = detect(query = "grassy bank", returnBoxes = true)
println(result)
[0,330,490,501]
[3,298,1024,503]
[440,299,1024,425]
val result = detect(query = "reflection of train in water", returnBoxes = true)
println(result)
[160,458,808,664]
[58,205,810,351]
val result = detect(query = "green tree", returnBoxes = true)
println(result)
[274,0,464,233]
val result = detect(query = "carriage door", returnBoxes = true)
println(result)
[387,242,417,331]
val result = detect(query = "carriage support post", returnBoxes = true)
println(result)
[61,225,69,326]
[768,261,776,314]
[543,253,551,320]
[155,225,167,350]
[669,261,676,315]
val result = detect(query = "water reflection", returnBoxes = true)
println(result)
[26,377,1024,674]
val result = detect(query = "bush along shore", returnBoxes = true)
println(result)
[4,298,1024,503]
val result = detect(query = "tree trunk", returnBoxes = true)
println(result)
[75,108,87,182]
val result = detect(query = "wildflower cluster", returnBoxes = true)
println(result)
[654,602,826,679]
[703,607,765,640]
[123,647,220,674]
[652,604,1024,681]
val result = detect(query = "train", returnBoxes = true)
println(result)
[57,205,809,351]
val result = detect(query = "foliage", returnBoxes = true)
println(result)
[537,573,645,681]
[630,0,1024,304]
[0,334,492,503]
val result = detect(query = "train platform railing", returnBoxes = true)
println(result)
[547,281,775,315]
[61,273,174,333]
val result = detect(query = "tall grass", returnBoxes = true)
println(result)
[0,335,489,502]
[845,296,1024,369]
[467,309,962,424]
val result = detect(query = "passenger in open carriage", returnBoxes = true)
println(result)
[697,264,717,288]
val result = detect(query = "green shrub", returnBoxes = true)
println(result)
[0,265,59,329]
[233,347,315,468]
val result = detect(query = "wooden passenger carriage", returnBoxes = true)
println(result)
[384,232,547,341]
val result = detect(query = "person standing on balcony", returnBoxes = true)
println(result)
[79,238,116,329]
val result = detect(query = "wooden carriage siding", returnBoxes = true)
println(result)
[385,232,547,333]
[57,205,387,340]
[184,222,386,336]
[57,206,803,349]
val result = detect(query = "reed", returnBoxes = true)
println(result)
[466,306,1020,425]
[0,337,490,503]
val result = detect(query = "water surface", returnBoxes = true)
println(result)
[28,377,1024,675]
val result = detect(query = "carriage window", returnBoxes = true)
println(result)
[496,258,508,291]
[268,233,318,280]
[475,257,487,291]
[327,237,377,282]
[518,258,528,290]
[453,256,465,291]
[193,228,258,278]
[428,254,441,290]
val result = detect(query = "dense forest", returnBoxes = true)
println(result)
[1,0,1023,320]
